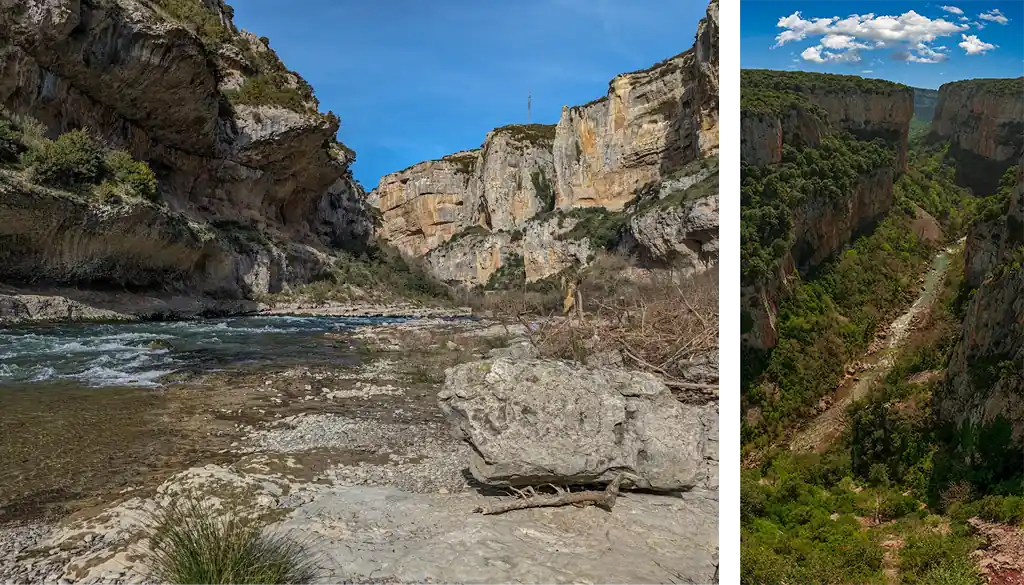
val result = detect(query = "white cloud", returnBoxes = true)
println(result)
[959,16,969,22]
[973,20,986,29]
[775,10,969,65]
[862,69,874,73]
[978,9,1009,24]
[940,6,964,15]
[959,34,996,54]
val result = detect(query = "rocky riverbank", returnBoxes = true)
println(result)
[0,284,469,326]
[0,316,718,584]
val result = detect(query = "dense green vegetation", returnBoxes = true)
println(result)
[741,246,1024,584]
[740,134,893,281]
[740,87,827,120]
[741,71,1024,583]
[310,245,451,303]
[0,108,160,202]
[941,76,1024,98]
[493,124,557,145]
[742,69,911,97]
[742,210,934,445]
[483,254,526,290]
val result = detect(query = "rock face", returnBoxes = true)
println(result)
[369,153,479,258]
[940,155,1024,438]
[931,78,1024,195]
[438,358,717,492]
[739,107,826,168]
[369,1,719,286]
[0,0,374,298]
[425,230,517,287]
[625,172,719,272]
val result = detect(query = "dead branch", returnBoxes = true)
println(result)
[473,474,628,515]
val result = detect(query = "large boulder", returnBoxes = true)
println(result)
[438,358,716,491]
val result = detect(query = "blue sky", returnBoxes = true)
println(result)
[230,1,705,189]
[742,1,1024,89]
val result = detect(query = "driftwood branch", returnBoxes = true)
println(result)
[473,475,629,515]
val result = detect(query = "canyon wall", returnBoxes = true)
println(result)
[370,0,719,287]
[931,77,1024,195]
[939,154,1024,438]
[739,72,913,349]
[0,0,373,297]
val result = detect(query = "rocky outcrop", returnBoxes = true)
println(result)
[369,1,718,286]
[370,125,558,260]
[931,78,1024,195]
[742,167,897,349]
[368,153,479,258]
[0,172,336,298]
[627,195,717,273]
[740,71,913,171]
[426,230,518,287]
[0,0,374,298]
[474,126,557,230]
[438,358,717,492]
[740,107,826,167]
[522,214,594,282]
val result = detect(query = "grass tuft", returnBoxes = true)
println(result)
[145,496,319,585]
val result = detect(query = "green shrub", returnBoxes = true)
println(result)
[145,496,318,584]
[224,74,311,112]
[103,150,158,201]
[24,129,103,189]
[558,207,628,249]
[484,254,526,290]
[152,0,232,47]
[899,530,981,585]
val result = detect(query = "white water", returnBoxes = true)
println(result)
[0,315,420,388]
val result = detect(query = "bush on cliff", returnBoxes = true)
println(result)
[15,125,160,202]
[23,129,104,189]
[0,119,21,163]
[224,74,312,113]
[101,150,159,202]
[152,0,232,47]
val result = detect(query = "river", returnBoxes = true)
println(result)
[0,315,416,388]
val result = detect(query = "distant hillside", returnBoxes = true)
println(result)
[912,87,939,122]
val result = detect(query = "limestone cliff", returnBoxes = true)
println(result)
[370,0,719,287]
[552,0,718,211]
[931,77,1024,195]
[0,0,373,298]
[368,152,479,258]
[739,71,911,349]
[939,155,1024,438]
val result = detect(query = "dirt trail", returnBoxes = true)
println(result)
[790,240,962,452]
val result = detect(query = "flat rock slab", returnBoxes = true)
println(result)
[285,485,718,584]
[438,358,717,491]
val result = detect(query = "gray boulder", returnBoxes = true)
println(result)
[438,358,716,491]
